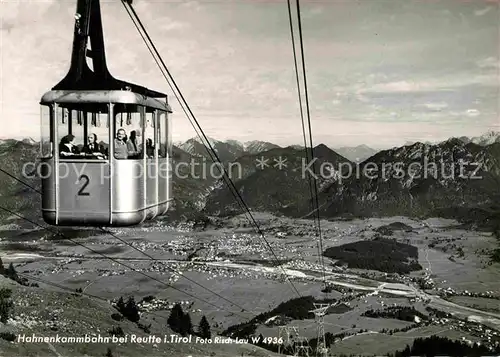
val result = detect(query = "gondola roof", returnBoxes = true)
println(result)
[50,0,167,99]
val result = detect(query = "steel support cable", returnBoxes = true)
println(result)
[120,3,204,147]
[120,3,258,233]
[14,272,198,325]
[97,228,252,313]
[121,0,302,298]
[286,0,315,218]
[0,169,252,315]
[291,0,327,288]
[121,0,299,297]
[121,0,280,263]
[0,205,250,319]
[286,0,324,281]
[119,2,259,234]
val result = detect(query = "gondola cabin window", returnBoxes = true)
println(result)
[158,111,167,158]
[40,104,53,158]
[113,104,144,160]
[167,110,172,158]
[56,104,110,160]
[145,110,155,159]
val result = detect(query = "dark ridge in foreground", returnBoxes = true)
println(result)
[222,296,336,339]
[389,335,500,357]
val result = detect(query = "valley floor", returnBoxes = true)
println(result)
[1,213,499,356]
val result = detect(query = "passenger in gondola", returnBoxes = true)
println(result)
[59,134,80,157]
[146,138,154,158]
[114,128,129,159]
[127,130,142,159]
[82,133,105,159]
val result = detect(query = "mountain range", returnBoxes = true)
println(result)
[175,137,281,162]
[202,138,500,227]
[173,131,500,163]
[204,143,351,216]
[288,139,500,224]
[334,144,378,162]
[458,131,500,146]
[403,131,500,147]
[1,131,500,228]
[176,136,376,162]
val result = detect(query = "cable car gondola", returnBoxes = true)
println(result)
[39,0,173,227]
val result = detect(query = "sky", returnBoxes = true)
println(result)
[0,0,499,149]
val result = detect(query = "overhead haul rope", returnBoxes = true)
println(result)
[121,0,302,298]
[0,170,252,318]
[286,0,314,217]
[0,205,251,318]
[286,0,327,290]
[15,272,179,323]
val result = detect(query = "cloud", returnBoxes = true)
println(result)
[0,20,15,33]
[475,7,493,16]
[421,102,449,111]
[476,56,500,69]
[158,21,190,32]
[466,109,481,117]
[366,80,432,93]
[179,1,203,12]
[358,73,497,95]
[308,6,324,16]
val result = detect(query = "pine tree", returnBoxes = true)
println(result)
[198,315,211,339]
[180,312,193,336]
[116,297,126,314]
[167,303,184,333]
[125,297,140,322]
[6,263,17,280]
[0,288,14,324]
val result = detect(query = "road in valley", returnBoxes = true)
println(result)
[4,252,500,330]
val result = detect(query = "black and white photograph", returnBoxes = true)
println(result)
[1,0,500,356]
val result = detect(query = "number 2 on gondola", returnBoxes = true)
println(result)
[77,174,90,196]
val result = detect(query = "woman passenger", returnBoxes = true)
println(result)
[127,130,142,159]
[146,138,154,158]
[114,129,129,159]
[59,135,79,157]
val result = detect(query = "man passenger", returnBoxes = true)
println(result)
[83,133,105,158]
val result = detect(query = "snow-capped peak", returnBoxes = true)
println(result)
[21,137,37,145]
[225,140,244,150]
[471,131,500,146]
[191,136,219,147]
